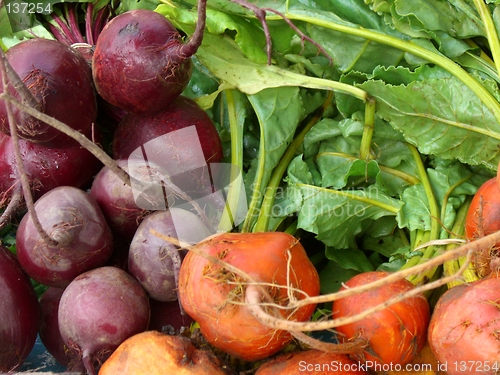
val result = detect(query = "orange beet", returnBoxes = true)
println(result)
[98,331,225,375]
[465,177,500,277]
[178,232,320,362]
[332,271,430,366]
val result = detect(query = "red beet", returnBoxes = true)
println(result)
[58,266,150,375]
[112,96,223,201]
[0,132,103,201]
[89,159,158,242]
[16,186,114,288]
[0,38,97,148]
[128,208,212,302]
[0,246,40,372]
[113,95,223,164]
[428,275,500,375]
[92,8,205,114]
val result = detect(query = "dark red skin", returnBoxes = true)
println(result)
[58,266,150,374]
[92,9,193,114]
[16,186,114,288]
[0,132,103,201]
[128,209,212,302]
[89,159,153,242]
[0,246,40,372]
[39,287,83,370]
[428,275,500,375]
[113,96,222,164]
[112,95,223,200]
[0,38,97,148]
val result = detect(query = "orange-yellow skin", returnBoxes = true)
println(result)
[332,271,430,366]
[98,331,225,375]
[178,232,320,362]
[465,177,500,277]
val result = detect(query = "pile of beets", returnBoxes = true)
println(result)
[3,4,500,375]
[0,6,224,373]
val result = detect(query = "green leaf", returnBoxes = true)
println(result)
[397,183,432,231]
[315,155,380,189]
[288,183,402,248]
[157,5,267,64]
[287,155,314,185]
[325,247,374,272]
[302,115,419,194]
[118,0,159,12]
[392,0,484,39]
[362,216,409,258]
[306,24,405,74]
[242,86,305,230]
[319,261,360,294]
[358,77,500,169]
[365,0,485,41]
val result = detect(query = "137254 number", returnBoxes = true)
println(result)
[452,361,500,372]
[4,2,52,15]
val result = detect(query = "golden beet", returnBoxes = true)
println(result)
[98,331,226,375]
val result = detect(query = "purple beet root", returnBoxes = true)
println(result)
[89,159,162,242]
[112,95,224,203]
[0,38,97,148]
[0,246,40,372]
[113,96,223,165]
[92,8,205,114]
[58,266,150,375]
[16,186,114,288]
[128,208,212,302]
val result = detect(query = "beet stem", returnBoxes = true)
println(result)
[228,0,273,64]
[67,4,86,44]
[82,351,97,375]
[50,8,80,45]
[85,2,95,45]
[178,0,207,60]
[0,58,58,248]
[0,184,22,229]
[93,6,110,42]
[261,7,332,65]
[226,0,331,65]
[48,22,75,46]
